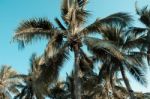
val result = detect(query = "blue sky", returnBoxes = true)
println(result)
[0,0,150,92]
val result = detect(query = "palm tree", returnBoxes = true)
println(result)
[84,22,148,99]
[14,54,47,99]
[0,65,20,99]
[13,0,133,98]
[134,2,150,65]
[14,50,68,99]
[50,69,130,99]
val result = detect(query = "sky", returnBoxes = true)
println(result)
[0,0,150,92]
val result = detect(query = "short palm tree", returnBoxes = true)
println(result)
[14,54,47,99]
[0,65,20,99]
[13,0,133,98]
[14,49,68,99]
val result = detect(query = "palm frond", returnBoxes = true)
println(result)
[61,0,89,26]
[4,78,21,87]
[79,48,93,73]
[77,0,88,8]
[128,27,147,36]
[61,0,71,25]
[41,42,69,84]
[100,23,125,46]
[135,3,150,27]
[66,72,75,98]
[29,53,42,74]
[124,62,147,86]
[55,18,67,30]
[135,1,148,16]
[29,53,37,70]
[0,65,10,79]
[84,37,124,61]
[123,35,146,50]
[76,9,91,25]
[80,12,132,35]
[130,66,147,86]
[8,86,20,94]
[125,52,147,70]
[13,18,58,48]
[98,62,110,82]
[12,74,28,80]
[0,65,18,80]
[100,12,133,26]
[61,0,70,16]
[44,33,64,59]
[64,8,90,27]
[16,18,54,33]
[15,86,28,99]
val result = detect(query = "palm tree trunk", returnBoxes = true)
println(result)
[73,44,81,99]
[120,65,135,99]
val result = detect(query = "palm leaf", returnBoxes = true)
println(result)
[12,74,28,79]
[79,48,93,72]
[41,42,69,84]
[100,23,125,46]
[55,18,67,30]
[135,3,150,27]
[61,0,70,17]
[13,18,58,48]
[128,27,147,36]
[29,53,39,72]
[0,65,18,80]
[8,86,20,94]
[16,18,54,33]
[84,37,124,61]
[0,65,11,80]
[100,12,132,26]
[44,33,64,60]
[75,9,91,26]
[125,53,146,70]
[80,12,132,35]
[123,35,146,50]
[124,61,147,86]
[77,0,88,8]
[98,62,111,82]
[61,0,72,25]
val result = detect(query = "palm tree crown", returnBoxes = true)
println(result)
[13,0,148,99]
[0,65,20,99]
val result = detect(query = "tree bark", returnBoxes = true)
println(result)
[73,44,81,99]
[120,65,136,99]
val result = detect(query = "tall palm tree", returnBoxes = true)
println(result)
[0,65,20,99]
[84,23,148,99]
[13,0,133,98]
